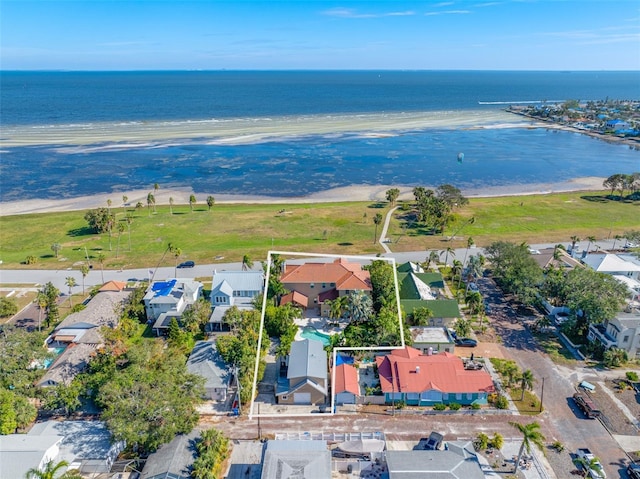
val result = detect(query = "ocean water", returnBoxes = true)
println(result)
[1,71,639,202]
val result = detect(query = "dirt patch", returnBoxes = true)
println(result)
[585,384,639,436]
[605,379,640,422]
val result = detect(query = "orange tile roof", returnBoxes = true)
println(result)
[280,291,309,308]
[280,259,371,291]
[375,346,494,395]
[333,364,360,395]
[99,280,127,292]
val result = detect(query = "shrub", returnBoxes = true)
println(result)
[551,440,564,453]
[70,304,86,313]
[495,395,509,409]
[433,403,447,411]
[626,371,639,381]
[395,400,406,410]
[449,402,461,411]
[470,402,481,410]
[0,298,18,318]
[24,255,37,265]
[490,433,504,450]
[475,432,489,450]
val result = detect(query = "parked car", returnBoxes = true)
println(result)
[627,463,640,479]
[177,260,195,268]
[455,338,478,347]
[624,242,638,249]
[483,301,492,314]
[576,448,606,479]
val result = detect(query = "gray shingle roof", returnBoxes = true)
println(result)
[386,441,484,479]
[261,440,331,479]
[212,270,264,293]
[187,341,229,390]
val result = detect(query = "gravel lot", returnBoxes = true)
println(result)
[587,382,639,436]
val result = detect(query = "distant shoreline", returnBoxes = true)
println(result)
[0,176,608,217]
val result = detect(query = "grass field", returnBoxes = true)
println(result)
[0,190,637,270]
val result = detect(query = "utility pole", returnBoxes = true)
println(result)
[539,377,546,412]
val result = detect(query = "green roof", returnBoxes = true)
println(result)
[401,299,460,319]
[397,272,444,300]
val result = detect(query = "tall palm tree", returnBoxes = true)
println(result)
[172,247,182,276]
[35,291,48,332]
[189,194,197,212]
[465,291,483,315]
[346,291,373,322]
[146,193,155,216]
[96,252,106,283]
[451,259,463,284]
[426,250,440,271]
[520,369,535,401]
[115,222,126,258]
[65,277,77,305]
[169,197,174,215]
[441,246,455,266]
[586,235,596,255]
[51,243,62,258]
[79,263,89,295]
[125,214,133,251]
[106,198,112,214]
[122,195,128,214]
[26,459,80,479]
[206,195,215,211]
[570,235,580,252]
[373,213,383,244]
[457,236,475,289]
[508,421,546,473]
[241,254,253,271]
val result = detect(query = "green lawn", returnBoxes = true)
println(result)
[0,190,637,270]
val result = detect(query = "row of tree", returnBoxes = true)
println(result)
[602,172,640,199]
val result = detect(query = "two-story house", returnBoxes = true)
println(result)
[144,279,203,335]
[587,312,640,358]
[279,258,371,316]
[208,270,264,331]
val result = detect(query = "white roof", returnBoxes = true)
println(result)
[582,254,640,273]
[212,270,264,292]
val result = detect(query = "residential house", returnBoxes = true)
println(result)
[606,119,630,131]
[208,270,264,331]
[530,247,582,271]
[261,440,331,479]
[276,339,328,405]
[38,290,129,387]
[187,340,230,401]
[279,258,371,315]
[98,280,128,292]
[333,363,360,405]
[582,253,640,280]
[587,312,640,358]
[1,421,125,478]
[144,279,203,335]
[410,327,456,354]
[397,269,460,327]
[386,441,485,479]
[375,346,494,406]
[141,429,200,479]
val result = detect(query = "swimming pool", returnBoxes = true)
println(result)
[43,347,66,368]
[300,327,331,346]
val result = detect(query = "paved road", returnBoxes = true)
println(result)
[478,275,631,478]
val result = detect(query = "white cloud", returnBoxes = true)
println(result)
[424,10,471,16]
[322,7,415,19]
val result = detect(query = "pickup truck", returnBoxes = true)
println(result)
[575,448,606,479]
[573,392,601,418]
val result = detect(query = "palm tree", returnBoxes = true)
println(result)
[79,263,89,294]
[346,291,373,322]
[206,195,215,211]
[125,214,133,251]
[570,235,580,252]
[465,291,483,315]
[26,459,81,479]
[146,193,155,216]
[520,369,535,400]
[373,213,383,244]
[35,291,48,332]
[454,317,472,338]
[426,250,440,271]
[115,222,126,258]
[169,196,174,215]
[64,277,77,305]
[451,259,463,284]
[327,297,347,321]
[172,247,182,276]
[458,237,474,289]
[586,235,596,255]
[51,243,62,258]
[441,246,455,266]
[612,234,623,250]
[122,195,128,214]
[509,421,546,473]
[96,253,106,283]
[189,194,197,212]
[242,254,253,271]
[106,198,112,214]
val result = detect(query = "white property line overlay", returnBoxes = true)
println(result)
[249,250,406,419]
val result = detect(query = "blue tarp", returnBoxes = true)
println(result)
[151,279,176,297]
[336,354,355,366]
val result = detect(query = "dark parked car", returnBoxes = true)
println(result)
[627,463,640,479]
[177,260,195,268]
[455,338,478,347]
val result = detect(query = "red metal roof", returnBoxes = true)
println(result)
[333,364,360,395]
[375,346,494,395]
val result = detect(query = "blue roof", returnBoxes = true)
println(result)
[151,279,177,297]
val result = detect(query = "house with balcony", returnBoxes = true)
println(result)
[375,346,494,406]
[279,258,371,315]
[208,270,264,331]
[587,312,640,358]
[144,279,203,335]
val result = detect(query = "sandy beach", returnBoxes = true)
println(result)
[0,176,608,217]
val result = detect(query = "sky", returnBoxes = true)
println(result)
[1,0,639,71]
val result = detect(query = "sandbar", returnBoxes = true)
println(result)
[0,177,608,217]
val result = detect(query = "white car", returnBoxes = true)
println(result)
[624,242,638,249]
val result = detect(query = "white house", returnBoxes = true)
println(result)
[582,253,640,280]
[588,312,640,358]
[144,279,203,335]
[208,270,264,331]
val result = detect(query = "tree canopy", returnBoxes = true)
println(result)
[84,208,116,234]
[485,241,543,305]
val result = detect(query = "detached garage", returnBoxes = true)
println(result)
[333,364,360,405]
